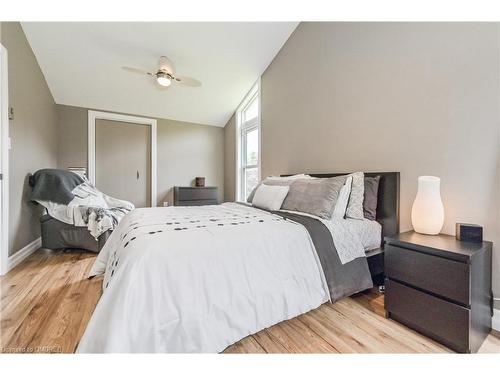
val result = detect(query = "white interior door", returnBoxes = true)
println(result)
[0,44,9,275]
[95,119,151,208]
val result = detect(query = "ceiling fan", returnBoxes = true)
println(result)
[122,56,201,88]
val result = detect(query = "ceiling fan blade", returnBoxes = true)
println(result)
[174,75,202,87]
[122,66,153,76]
[159,56,175,75]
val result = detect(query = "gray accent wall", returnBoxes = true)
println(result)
[156,118,224,205]
[57,104,87,169]
[56,104,224,206]
[1,22,58,256]
[224,22,500,297]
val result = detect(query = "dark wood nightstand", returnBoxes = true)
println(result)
[384,231,492,353]
[173,186,218,206]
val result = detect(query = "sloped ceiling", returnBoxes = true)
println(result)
[21,22,297,126]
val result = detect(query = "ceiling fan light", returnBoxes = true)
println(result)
[157,74,171,87]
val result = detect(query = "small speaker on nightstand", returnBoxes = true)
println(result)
[455,223,483,243]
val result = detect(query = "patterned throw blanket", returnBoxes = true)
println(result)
[75,205,133,238]
[30,169,134,239]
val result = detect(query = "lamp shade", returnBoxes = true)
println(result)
[411,176,444,235]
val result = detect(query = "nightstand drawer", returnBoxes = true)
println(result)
[176,199,218,206]
[174,187,219,206]
[175,187,218,201]
[385,244,470,306]
[385,279,470,353]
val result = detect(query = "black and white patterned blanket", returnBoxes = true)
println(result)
[30,169,134,238]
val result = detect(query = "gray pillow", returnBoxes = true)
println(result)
[281,176,347,219]
[247,175,313,203]
[363,176,380,221]
[247,185,258,203]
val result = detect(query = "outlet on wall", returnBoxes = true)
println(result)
[163,202,169,207]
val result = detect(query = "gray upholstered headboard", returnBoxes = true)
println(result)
[281,172,400,242]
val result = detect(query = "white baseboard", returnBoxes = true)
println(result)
[7,237,41,272]
[493,308,500,332]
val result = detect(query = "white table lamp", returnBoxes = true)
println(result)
[411,176,444,235]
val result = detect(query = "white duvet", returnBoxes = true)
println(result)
[77,203,330,353]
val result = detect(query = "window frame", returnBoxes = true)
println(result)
[235,80,261,202]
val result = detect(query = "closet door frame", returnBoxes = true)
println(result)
[88,110,157,207]
[0,45,9,275]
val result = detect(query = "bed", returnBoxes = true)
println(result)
[77,172,399,353]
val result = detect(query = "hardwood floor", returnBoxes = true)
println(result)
[1,249,499,354]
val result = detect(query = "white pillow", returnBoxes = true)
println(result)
[332,176,353,219]
[247,174,314,203]
[345,172,365,219]
[252,184,290,211]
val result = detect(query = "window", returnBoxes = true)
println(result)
[236,81,260,201]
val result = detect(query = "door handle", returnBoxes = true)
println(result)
[136,170,139,180]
